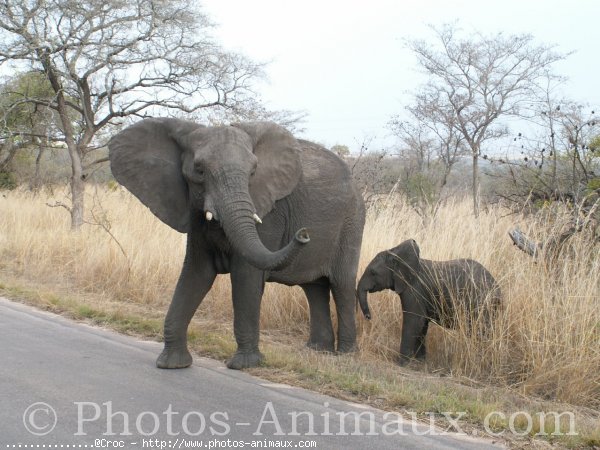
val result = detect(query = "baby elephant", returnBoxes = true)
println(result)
[357,239,501,365]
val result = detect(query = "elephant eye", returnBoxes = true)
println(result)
[193,164,204,175]
[190,166,205,184]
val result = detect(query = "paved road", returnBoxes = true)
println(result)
[0,297,503,449]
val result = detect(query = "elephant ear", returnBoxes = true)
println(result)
[232,122,302,218]
[108,118,204,233]
[387,239,421,288]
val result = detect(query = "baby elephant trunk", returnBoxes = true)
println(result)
[356,280,372,320]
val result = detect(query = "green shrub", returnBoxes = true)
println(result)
[587,177,600,192]
[0,171,17,190]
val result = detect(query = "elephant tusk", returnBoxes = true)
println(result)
[206,211,213,221]
[252,213,262,224]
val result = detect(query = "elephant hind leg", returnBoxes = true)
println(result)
[330,280,358,353]
[329,221,362,354]
[301,280,334,352]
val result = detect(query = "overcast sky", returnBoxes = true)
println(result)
[201,0,600,151]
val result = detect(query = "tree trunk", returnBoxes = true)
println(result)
[69,143,85,230]
[0,138,18,172]
[472,152,480,218]
[508,228,539,257]
[37,48,86,230]
[30,144,45,193]
[549,124,557,191]
[509,226,576,262]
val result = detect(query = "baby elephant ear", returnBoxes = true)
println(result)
[388,239,421,285]
[232,122,302,218]
[108,118,203,233]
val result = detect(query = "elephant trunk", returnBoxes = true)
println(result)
[215,173,309,271]
[357,278,372,320]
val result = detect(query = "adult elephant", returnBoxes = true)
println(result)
[109,119,365,370]
[357,240,501,365]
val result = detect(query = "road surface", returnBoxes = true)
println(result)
[0,297,503,449]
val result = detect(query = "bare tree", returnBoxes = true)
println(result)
[387,119,436,218]
[0,0,265,229]
[407,24,566,216]
[347,137,398,204]
[409,99,467,190]
[388,99,467,220]
[389,120,435,173]
[391,96,467,188]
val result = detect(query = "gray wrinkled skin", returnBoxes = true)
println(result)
[109,119,365,370]
[357,240,501,365]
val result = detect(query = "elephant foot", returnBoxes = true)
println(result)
[227,349,264,370]
[397,354,425,367]
[306,339,335,353]
[336,341,358,353]
[156,347,193,369]
[397,355,411,367]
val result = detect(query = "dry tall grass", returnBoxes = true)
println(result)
[1,186,598,410]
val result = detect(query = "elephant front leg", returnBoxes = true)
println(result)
[415,320,429,361]
[398,312,428,366]
[227,256,266,370]
[157,248,217,369]
[302,282,335,352]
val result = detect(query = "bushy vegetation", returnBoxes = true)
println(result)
[0,170,16,190]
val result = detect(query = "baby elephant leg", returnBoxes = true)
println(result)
[399,312,428,365]
[415,320,429,360]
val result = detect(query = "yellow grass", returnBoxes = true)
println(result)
[1,186,598,412]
